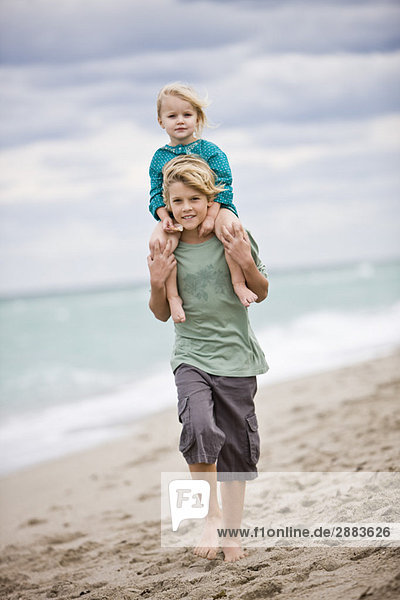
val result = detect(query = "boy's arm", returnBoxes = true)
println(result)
[147,240,175,321]
[221,225,269,303]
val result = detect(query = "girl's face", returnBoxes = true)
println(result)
[168,181,212,233]
[158,95,198,146]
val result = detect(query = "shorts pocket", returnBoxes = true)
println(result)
[246,413,260,465]
[178,396,195,454]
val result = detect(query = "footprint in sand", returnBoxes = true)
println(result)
[42,531,86,545]
[100,482,117,490]
[58,541,100,567]
[125,446,174,468]
[240,581,282,598]
[137,483,161,502]
[19,517,47,528]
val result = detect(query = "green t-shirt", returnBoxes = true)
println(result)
[171,233,269,377]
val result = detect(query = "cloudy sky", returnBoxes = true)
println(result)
[0,0,399,294]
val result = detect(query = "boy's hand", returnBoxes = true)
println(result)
[221,224,253,267]
[198,216,215,237]
[147,239,176,285]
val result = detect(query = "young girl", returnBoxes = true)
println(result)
[149,82,257,323]
[147,154,269,562]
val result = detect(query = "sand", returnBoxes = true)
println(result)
[1,352,399,600]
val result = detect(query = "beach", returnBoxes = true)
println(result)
[1,351,399,600]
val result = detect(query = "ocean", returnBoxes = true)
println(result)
[1,259,399,475]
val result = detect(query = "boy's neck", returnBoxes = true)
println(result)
[181,229,215,244]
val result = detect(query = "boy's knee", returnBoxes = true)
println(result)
[183,426,226,464]
[178,396,225,462]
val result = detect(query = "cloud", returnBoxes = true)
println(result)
[208,51,400,124]
[0,0,399,293]
[1,108,398,291]
[2,48,399,155]
[0,0,253,64]
[249,194,400,269]
[0,0,399,65]
[0,120,160,205]
[0,219,145,293]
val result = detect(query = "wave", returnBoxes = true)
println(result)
[257,300,400,386]
[0,367,178,475]
[1,302,399,475]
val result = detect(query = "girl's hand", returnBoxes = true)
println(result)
[198,216,215,237]
[221,224,253,267]
[147,239,176,285]
[162,216,183,233]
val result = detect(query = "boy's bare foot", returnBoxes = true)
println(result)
[233,282,258,308]
[222,542,248,562]
[193,515,221,560]
[169,296,186,323]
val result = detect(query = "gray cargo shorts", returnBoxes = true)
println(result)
[174,363,260,481]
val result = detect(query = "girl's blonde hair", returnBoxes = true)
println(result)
[157,82,209,137]
[162,155,225,209]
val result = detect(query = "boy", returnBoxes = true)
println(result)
[147,155,269,561]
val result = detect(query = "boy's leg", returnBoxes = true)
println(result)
[189,463,222,560]
[149,222,185,322]
[212,374,259,561]
[174,364,226,560]
[214,209,258,307]
[213,375,259,476]
[220,480,247,561]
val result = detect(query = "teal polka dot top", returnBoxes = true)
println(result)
[149,139,238,220]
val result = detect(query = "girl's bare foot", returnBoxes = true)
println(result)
[193,515,222,560]
[223,542,248,562]
[169,296,186,323]
[233,282,258,308]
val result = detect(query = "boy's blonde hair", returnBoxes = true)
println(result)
[162,155,225,209]
[157,82,209,136]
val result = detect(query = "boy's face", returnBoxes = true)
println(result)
[168,182,212,231]
[158,95,198,146]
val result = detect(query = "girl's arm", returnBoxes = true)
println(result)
[207,145,237,216]
[149,159,165,220]
[221,225,269,303]
[198,199,221,237]
[147,240,176,321]
[198,143,234,237]
[156,206,182,233]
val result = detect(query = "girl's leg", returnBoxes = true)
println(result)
[214,209,258,307]
[189,463,222,560]
[166,266,186,323]
[149,221,180,254]
[149,222,184,323]
[149,221,166,254]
